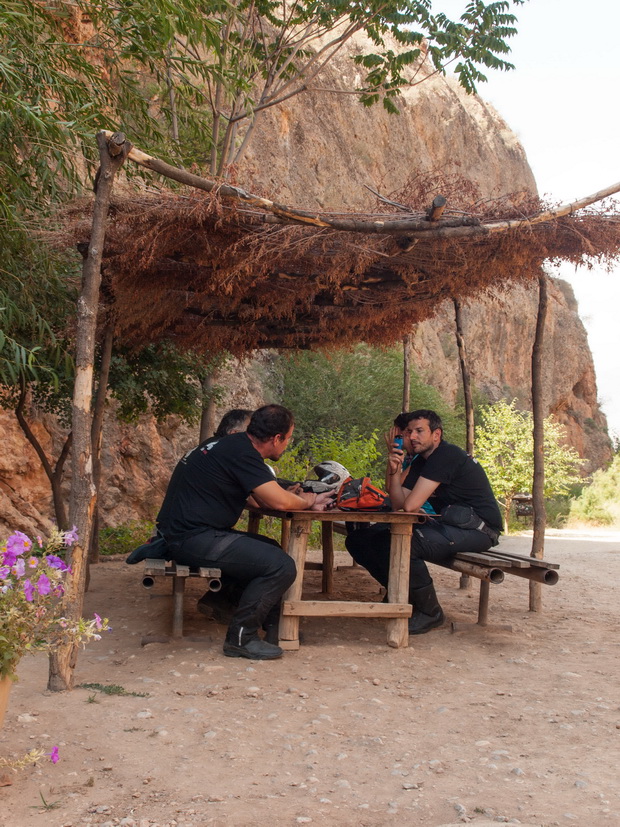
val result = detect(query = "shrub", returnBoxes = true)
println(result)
[99,520,155,557]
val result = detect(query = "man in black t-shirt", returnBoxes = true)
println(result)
[346,409,502,635]
[157,405,333,660]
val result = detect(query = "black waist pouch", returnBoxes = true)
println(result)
[440,505,500,546]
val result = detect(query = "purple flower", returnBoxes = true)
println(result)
[13,558,26,578]
[22,578,34,602]
[94,613,103,630]
[2,549,18,567]
[6,531,31,554]
[0,565,10,580]
[36,573,51,596]
[63,526,79,546]
[47,746,60,764]
[45,554,69,571]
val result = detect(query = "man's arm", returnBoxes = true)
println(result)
[403,477,439,513]
[251,480,333,512]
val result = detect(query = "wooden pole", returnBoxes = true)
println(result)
[453,299,475,456]
[48,132,130,691]
[453,297,474,590]
[101,132,620,238]
[529,273,548,612]
[402,334,412,412]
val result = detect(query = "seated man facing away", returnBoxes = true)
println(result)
[212,408,253,439]
[346,409,502,635]
[156,404,333,660]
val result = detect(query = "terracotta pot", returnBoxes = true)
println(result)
[0,675,12,729]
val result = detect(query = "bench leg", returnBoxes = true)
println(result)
[171,575,186,638]
[451,580,513,633]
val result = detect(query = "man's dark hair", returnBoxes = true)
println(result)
[214,408,253,439]
[247,404,294,441]
[408,409,444,437]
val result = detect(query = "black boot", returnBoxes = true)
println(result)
[223,625,283,660]
[407,582,444,635]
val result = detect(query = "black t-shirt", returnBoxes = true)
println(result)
[156,432,275,539]
[403,441,502,532]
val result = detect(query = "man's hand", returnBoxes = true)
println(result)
[385,426,404,478]
[310,491,337,512]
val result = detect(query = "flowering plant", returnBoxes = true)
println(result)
[0,528,109,681]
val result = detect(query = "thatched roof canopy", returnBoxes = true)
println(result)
[63,139,620,356]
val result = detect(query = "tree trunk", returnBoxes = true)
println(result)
[199,373,218,443]
[530,272,548,612]
[453,299,475,456]
[15,377,71,530]
[89,316,115,565]
[48,132,129,692]
[402,334,412,412]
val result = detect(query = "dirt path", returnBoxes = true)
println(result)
[1,530,619,827]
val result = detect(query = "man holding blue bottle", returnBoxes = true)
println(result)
[347,409,502,635]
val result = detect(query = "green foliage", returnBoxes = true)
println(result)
[98,520,155,556]
[78,682,149,697]
[274,344,463,458]
[475,399,585,530]
[269,428,381,481]
[568,453,620,527]
[108,343,214,424]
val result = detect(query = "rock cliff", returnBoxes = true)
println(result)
[0,49,610,536]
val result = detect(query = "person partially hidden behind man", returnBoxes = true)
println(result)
[156,404,334,660]
[345,409,502,635]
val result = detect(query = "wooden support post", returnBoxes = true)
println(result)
[49,131,130,692]
[248,511,261,535]
[279,518,312,649]
[386,522,412,649]
[321,522,334,595]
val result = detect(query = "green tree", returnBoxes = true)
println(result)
[275,343,463,473]
[569,453,620,527]
[207,0,526,173]
[475,399,584,533]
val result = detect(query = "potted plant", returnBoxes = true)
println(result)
[0,528,109,726]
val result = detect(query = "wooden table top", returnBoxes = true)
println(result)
[247,507,427,524]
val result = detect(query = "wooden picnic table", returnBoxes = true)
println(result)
[246,508,427,650]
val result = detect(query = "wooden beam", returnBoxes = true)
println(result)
[283,600,412,617]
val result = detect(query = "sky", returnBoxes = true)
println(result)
[437,0,620,437]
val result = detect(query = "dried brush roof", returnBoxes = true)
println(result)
[63,146,620,356]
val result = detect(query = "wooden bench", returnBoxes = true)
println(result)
[140,558,222,644]
[328,521,559,633]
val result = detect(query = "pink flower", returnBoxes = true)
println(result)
[0,565,10,581]
[27,556,39,568]
[13,558,26,578]
[47,746,60,764]
[94,613,103,630]
[22,578,34,602]
[63,526,79,546]
[36,573,51,596]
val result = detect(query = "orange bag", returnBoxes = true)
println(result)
[336,477,392,512]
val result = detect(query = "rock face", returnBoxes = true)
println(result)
[0,47,611,535]
[409,280,611,473]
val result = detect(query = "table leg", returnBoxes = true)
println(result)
[321,522,334,595]
[280,518,291,551]
[386,522,412,649]
[279,517,311,650]
[248,512,261,535]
